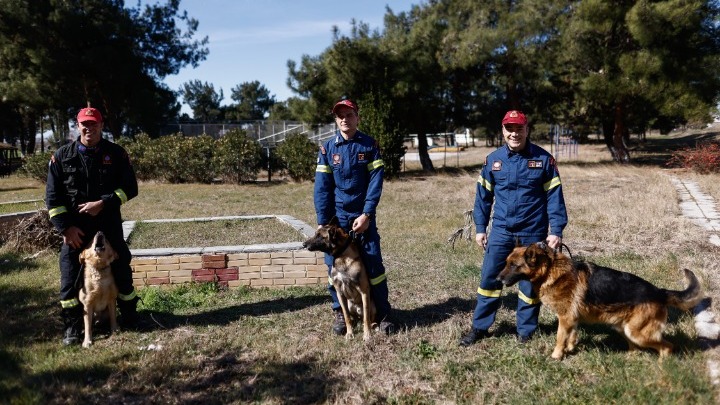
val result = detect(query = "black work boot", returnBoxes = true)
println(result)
[332,310,347,335]
[459,328,491,347]
[61,306,83,346]
[376,313,397,335]
[117,296,140,330]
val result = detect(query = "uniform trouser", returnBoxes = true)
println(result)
[324,215,391,319]
[470,230,545,337]
[59,224,136,309]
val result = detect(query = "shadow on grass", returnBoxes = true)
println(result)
[142,293,329,329]
[392,296,476,331]
[0,252,39,275]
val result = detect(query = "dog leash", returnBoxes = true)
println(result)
[558,243,573,260]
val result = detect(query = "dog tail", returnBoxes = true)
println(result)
[666,269,704,311]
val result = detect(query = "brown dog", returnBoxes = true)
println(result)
[497,242,703,360]
[78,231,119,348]
[303,216,376,340]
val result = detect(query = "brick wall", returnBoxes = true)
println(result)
[131,250,327,289]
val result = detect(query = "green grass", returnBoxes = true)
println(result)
[1,133,719,403]
[0,200,43,214]
[127,218,304,249]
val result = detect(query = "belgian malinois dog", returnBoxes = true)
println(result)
[78,231,119,348]
[497,242,703,360]
[303,216,376,341]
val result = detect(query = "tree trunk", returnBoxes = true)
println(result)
[612,104,630,163]
[602,105,631,163]
[416,133,435,172]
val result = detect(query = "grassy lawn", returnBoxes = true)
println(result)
[1,130,719,404]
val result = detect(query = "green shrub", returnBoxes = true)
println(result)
[275,133,317,181]
[212,129,262,183]
[117,133,158,181]
[666,141,720,174]
[20,151,53,183]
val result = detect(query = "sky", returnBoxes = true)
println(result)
[157,0,420,113]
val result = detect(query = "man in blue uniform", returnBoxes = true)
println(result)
[313,99,394,335]
[460,110,568,346]
[46,107,139,345]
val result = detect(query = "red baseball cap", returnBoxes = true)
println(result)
[332,99,358,114]
[502,110,527,125]
[77,107,103,123]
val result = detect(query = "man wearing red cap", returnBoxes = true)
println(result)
[459,110,568,346]
[313,99,395,335]
[46,106,140,345]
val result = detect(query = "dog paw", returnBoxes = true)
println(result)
[344,333,354,340]
[82,341,93,348]
[363,333,371,341]
[551,350,564,360]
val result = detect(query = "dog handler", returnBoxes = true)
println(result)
[459,110,568,346]
[313,98,395,335]
[46,106,140,345]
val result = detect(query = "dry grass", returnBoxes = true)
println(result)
[127,218,305,249]
[1,132,720,404]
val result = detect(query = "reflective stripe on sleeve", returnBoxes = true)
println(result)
[316,165,332,174]
[367,159,385,171]
[49,206,68,218]
[60,298,80,308]
[114,188,128,204]
[477,287,502,298]
[544,177,561,191]
[477,176,493,192]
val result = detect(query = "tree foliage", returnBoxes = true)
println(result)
[286,0,720,164]
[229,81,276,120]
[0,0,208,150]
[180,80,223,122]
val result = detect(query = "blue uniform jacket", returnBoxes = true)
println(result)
[474,142,567,237]
[314,131,384,224]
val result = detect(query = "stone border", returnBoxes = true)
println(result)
[125,215,325,290]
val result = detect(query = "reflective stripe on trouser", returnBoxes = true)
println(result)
[59,226,136,301]
[471,231,545,337]
[325,215,391,318]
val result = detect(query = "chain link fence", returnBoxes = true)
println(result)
[158,121,338,146]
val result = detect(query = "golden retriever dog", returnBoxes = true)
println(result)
[78,231,119,348]
[302,216,376,341]
[497,242,703,360]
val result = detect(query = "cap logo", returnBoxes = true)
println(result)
[509,111,518,117]
[85,109,95,116]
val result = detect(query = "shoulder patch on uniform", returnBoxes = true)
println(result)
[492,160,502,171]
[332,153,341,165]
[320,145,326,154]
[358,152,366,161]
[103,154,112,165]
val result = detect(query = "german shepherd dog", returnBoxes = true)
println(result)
[78,231,119,348]
[497,242,703,360]
[303,216,376,341]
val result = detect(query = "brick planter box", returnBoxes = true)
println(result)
[126,215,326,290]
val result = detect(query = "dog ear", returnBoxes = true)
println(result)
[79,249,86,265]
[524,245,540,267]
[329,216,340,227]
[536,241,548,250]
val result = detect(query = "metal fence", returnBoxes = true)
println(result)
[158,121,338,146]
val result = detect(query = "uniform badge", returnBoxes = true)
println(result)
[358,152,366,161]
[492,161,502,171]
[320,145,326,155]
[528,160,543,168]
[103,155,112,165]
[332,154,341,165]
